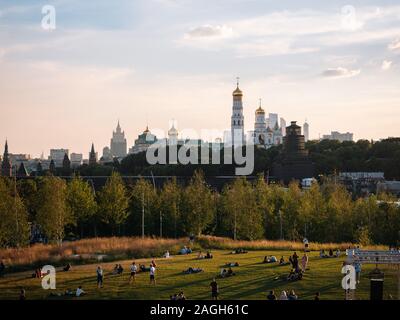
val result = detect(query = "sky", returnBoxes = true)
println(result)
[0,0,399,158]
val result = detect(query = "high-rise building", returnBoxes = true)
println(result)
[70,153,83,168]
[231,79,245,146]
[303,120,309,142]
[89,143,97,165]
[1,140,12,177]
[280,118,287,136]
[268,113,279,129]
[49,149,69,167]
[110,121,127,158]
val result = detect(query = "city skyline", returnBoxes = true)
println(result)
[1,0,400,157]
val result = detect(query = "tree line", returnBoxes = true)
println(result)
[0,171,399,248]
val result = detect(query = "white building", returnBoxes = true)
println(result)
[322,131,353,142]
[231,80,245,146]
[70,153,83,168]
[303,121,309,142]
[250,101,284,148]
[110,121,127,158]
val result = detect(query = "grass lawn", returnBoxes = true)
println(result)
[0,250,398,300]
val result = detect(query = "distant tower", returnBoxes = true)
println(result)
[254,99,267,146]
[1,140,12,177]
[89,143,97,166]
[168,122,179,145]
[49,159,56,174]
[36,161,43,176]
[62,153,71,174]
[303,120,309,142]
[110,121,127,158]
[231,78,245,146]
[17,162,29,177]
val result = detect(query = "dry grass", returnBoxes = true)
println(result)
[196,236,388,252]
[0,236,388,268]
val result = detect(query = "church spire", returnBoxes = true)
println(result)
[1,139,12,177]
[89,143,97,166]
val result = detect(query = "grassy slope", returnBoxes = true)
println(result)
[0,250,398,300]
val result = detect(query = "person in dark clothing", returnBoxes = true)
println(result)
[0,261,5,277]
[210,278,219,300]
[19,288,26,300]
[314,292,320,300]
[267,290,277,300]
[63,263,71,272]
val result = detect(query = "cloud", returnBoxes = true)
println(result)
[388,39,400,52]
[184,24,233,40]
[321,67,361,79]
[381,60,393,70]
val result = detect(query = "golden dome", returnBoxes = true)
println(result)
[255,106,265,114]
[144,126,150,133]
[232,85,243,97]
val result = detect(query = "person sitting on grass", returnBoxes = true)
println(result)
[164,251,170,258]
[329,249,334,257]
[314,292,320,300]
[279,290,288,300]
[205,251,213,259]
[287,268,303,281]
[227,267,235,276]
[320,250,328,258]
[263,256,277,263]
[19,288,26,301]
[117,264,124,275]
[335,249,341,257]
[225,262,239,267]
[197,251,205,259]
[219,268,227,278]
[267,290,277,300]
[232,248,248,254]
[279,256,289,266]
[183,267,203,274]
[178,291,186,300]
[140,264,151,272]
[288,290,298,300]
[64,289,74,296]
[63,263,71,272]
[112,264,119,275]
[76,286,85,297]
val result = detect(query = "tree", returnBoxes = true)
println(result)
[97,172,130,235]
[36,176,70,244]
[159,177,182,238]
[281,181,302,241]
[255,177,285,240]
[130,177,158,237]
[0,178,30,247]
[221,177,263,240]
[66,176,97,238]
[181,171,215,236]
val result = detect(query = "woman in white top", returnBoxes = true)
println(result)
[149,265,156,285]
[76,286,85,297]
[279,290,288,300]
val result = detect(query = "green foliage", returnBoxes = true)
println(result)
[180,171,216,236]
[66,176,97,237]
[36,176,70,244]
[97,172,130,235]
[0,178,30,247]
[221,177,263,240]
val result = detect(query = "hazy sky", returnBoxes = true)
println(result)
[0,0,399,158]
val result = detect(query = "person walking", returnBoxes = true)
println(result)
[210,278,219,300]
[96,266,104,288]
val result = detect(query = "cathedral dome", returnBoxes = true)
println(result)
[255,106,265,114]
[232,85,243,97]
